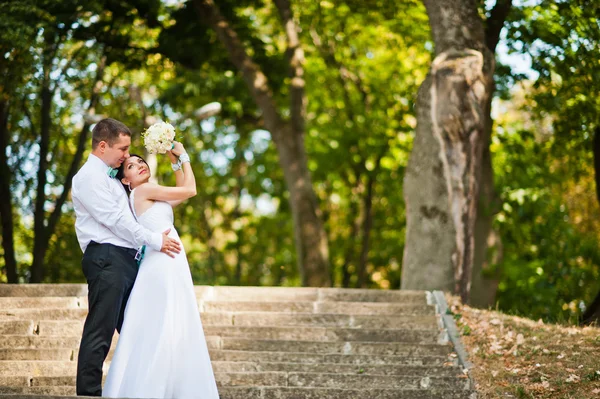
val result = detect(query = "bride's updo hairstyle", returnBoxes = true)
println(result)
[116,154,149,194]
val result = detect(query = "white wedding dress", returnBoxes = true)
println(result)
[103,190,219,398]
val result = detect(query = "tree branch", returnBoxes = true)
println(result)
[192,0,283,136]
[485,0,512,52]
[273,0,305,136]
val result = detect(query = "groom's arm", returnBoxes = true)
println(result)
[74,176,163,251]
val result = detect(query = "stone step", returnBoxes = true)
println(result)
[0,372,469,390]
[0,349,74,361]
[0,348,452,367]
[0,386,75,395]
[0,337,81,350]
[291,373,469,390]
[0,362,78,377]
[0,359,462,379]
[0,285,87,298]
[199,287,428,303]
[203,301,435,315]
[209,351,457,367]
[0,311,439,337]
[0,371,470,392]
[0,298,85,310]
[0,321,34,335]
[0,297,434,318]
[0,310,88,322]
[4,372,294,388]
[225,387,475,399]
[0,321,82,337]
[0,312,439,331]
[211,361,462,376]
[203,326,441,343]
[0,285,428,304]
[215,338,452,357]
[213,313,438,329]
[0,335,450,357]
[0,386,474,398]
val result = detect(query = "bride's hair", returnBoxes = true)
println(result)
[116,154,148,194]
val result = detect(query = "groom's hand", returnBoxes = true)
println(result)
[160,228,181,258]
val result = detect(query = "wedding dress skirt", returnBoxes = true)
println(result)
[103,194,219,398]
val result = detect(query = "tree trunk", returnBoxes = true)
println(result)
[30,84,52,283]
[0,99,18,283]
[469,92,501,307]
[274,125,330,286]
[356,172,375,288]
[193,0,331,286]
[341,196,360,288]
[402,0,495,302]
[469,0,512,306]
[402,75,456,293]
[582,127,600,325]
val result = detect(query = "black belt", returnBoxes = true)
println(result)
[88,241,137,258]
[88,241,145,265]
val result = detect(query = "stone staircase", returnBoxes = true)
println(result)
[0,285,475,398]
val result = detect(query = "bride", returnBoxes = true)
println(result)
[103,142,219,398]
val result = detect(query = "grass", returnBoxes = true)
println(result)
[446,295,600,398]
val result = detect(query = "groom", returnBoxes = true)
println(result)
[72,118,181,396]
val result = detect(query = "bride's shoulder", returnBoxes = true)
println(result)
[132,182,160,200]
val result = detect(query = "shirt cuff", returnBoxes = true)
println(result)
[149,232,163,252]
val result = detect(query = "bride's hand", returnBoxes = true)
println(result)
[166,149,178,164]
[170,141,186,157]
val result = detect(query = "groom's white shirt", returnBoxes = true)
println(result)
[72,154,162,253]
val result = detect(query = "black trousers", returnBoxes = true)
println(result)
[76,242,139,396]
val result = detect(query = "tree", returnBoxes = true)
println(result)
[402,0,511,303]
[1,0,162,282]
[503,0,600,323]
[0,0,44,282]
[189,0,331,286]
[301,0,430,288]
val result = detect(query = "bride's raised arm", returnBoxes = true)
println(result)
[136,142,197,205]
[169,144,185,189]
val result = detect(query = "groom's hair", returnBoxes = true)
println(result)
[92,118,132,149]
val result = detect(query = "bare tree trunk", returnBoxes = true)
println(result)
[30,81,52,283]
[356,152,385,288]
[193,0,331,286]
[582,127,600,325]
[0,99,18,283]
[276,125,330,286]
[356,173,375,288]
[402,0,495,302]
[341,196,360,288]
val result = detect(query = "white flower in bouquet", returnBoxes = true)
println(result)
[142,121,176,154]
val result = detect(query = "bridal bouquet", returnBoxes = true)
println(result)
[142,122,176,154]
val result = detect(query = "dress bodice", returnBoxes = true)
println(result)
[129,189,174,232]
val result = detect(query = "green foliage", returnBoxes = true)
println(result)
[489,0,600,322]
[491,115,600,323]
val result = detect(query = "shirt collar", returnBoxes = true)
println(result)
[88,153,111,172]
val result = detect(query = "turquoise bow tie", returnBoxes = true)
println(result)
[107,167,118,178]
